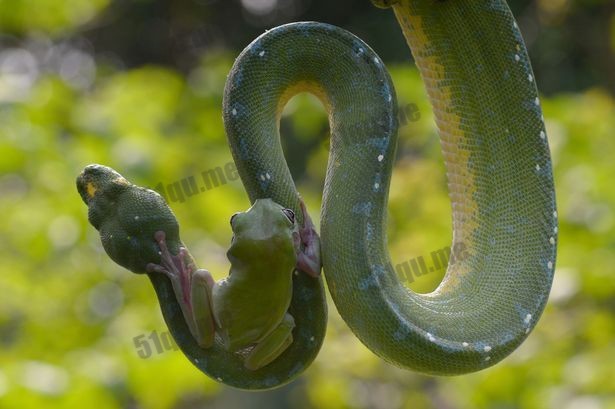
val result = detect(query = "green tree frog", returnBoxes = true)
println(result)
[76,164,321,370]
[148,198,320,370]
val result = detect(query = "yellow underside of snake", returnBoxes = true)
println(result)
[219,0,557,387]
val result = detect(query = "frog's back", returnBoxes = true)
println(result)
[213,272,293,351]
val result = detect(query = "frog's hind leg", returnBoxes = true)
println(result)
[191,269,216,348]
[147,231,215,349]
[244,313,295,371]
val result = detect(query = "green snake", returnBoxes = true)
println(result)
[78,0,557,391]
[224,0,556,380]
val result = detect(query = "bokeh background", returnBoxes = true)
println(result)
[1,0,614,408]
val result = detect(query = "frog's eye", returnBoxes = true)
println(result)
[282,208,295,224]
[230,212,240,226]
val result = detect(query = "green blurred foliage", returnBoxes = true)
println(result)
[1,1,615,409]
[0,0,109,36]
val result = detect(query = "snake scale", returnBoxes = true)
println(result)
[78,0,557,390]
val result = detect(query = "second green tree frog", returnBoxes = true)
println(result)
[146,198,321,370]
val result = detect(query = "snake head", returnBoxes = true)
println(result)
[77,164,131,228]
[77,164,182,274]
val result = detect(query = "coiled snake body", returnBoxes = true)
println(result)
[78,0,557,390]
[224,0,556,381]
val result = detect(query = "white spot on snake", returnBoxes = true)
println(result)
[259,50,265,57]
[535,97,540,106]
[232,108,237,116]
[387,94,392,102]
[484,345,492,352]
[358,265,384,290]
[485,356,491,361]
[524,313,532,324]
[265,172,271,180]
[377,154,384,162]
[528,74,533,82]
[374,182,380,190]
[134,216,139,220]
[515,54,520,62]
[554,226,558,233]
[553,210,558,218]
[427,333,435,342]
[374,57,380,64]
[462,342,469,347]
[550,237,555,245]
[540,131,546,139]
[548,261,553,269]
[158,251,162,255]
[310,336,315,342]
[514,21,518,29]
[216,377,222,382]
[260,174,266,181]
[358,47,364,53]
[294,270,298,276]
[352,202,372,216]
[536,164,541,171]
[525,327,531,334]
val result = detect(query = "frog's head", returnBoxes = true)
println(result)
[227,199,297,264]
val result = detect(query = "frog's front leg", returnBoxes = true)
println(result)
[294,198,322,277]
[146,231,216,348]
[244,313,295,371]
